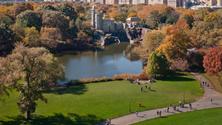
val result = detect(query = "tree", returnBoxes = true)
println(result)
[160,7,179,24]
[203,47,222,74]
[16,10,42,30]
[13,3,33,16]
[0,14,14,26]
[56,3,77,21]
[23,27,40,47]
[40,27,63,48]
[0,44,64,119]
[36,4,57,11]
[190,11,222,48]
[147,52,170,77]
[187,51,204,71]
[157,27,191,61]
[0,24,15,56]
[183,15,194,28]
[143,30,165,53]
[146,10,161,29]
[42,11,69,39]
[114,12,128,22]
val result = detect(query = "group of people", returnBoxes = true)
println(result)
[201,81,210,88]
[140,85,152,92]
[156,102,193,117]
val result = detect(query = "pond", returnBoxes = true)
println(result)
[57,43,143,80]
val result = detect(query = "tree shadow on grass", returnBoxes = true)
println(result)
[160,72,196,82]
[161,76,195,82]
[0,113,105,125]
[47,84,87,95]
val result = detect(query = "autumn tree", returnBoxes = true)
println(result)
[147,51,170,77]
[56,3,77,21]
[0,44,64,119]
[16,10,42,30]
[42,11,69,39]
[203,47,222,74]
[23,27,40,47]
[39,27,63,49]
[191,12,222,48]
[36,4,57,11]
[0,14,14,26]
[157,25,191,61]
[146,10,161,29]
[13,3,33,16]
[143,30,165,53]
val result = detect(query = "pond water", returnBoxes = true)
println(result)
[57,43,143,80]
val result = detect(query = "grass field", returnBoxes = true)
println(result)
[203,73,222,93]
[0,74,203,124]
[134,108,222,125]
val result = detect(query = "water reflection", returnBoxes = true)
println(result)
[58,43,142,80]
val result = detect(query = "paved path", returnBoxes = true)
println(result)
[110,73,222,125]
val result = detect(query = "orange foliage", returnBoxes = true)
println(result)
[203,47,222,74]
[176,8,194,16]
[0,5,14,15]
[137,4,167,19]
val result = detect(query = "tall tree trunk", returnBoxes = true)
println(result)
[26,110,31,120]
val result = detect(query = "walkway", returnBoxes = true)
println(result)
[110,73,222,125]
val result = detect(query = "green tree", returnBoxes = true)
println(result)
[42,11,69,39]
[0,14,14,26]
[23,27,40,47]
[56,3,77,21]
[36,4,57,11]
[16,10,42,30]
[114,12,128,22]
[146,10,161,29]
[13,3,33,16]
[0,44,64,119]
[147,52,170,77]
[0,24,15,56]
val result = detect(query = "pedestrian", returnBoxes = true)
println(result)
[136,111,139,117]
[211,98,213,104]
[189,103,192,110]
[166,107,170,113]
[159,111,162,117]
[173,106,176,111]
[156,110,159,116]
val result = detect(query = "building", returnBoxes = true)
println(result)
[118,0,132,4]
[132,0,148,4]
[106,0,118,4]
[86,0,185,7]
[149,0,167,5]
[91,6,124,33]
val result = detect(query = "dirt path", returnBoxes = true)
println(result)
[110,73,222,125]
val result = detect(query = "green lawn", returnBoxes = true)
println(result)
[0,74,203,124]
[134,108,222,125]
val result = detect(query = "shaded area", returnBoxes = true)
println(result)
[160,73,196,82]
[0,113,105,125]
[161,76,195,82]
[47,84,87,95]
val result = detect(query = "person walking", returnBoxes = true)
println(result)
[166,107,170,113]
[136,111,139,117]
[189,103,192,110]
[159,111,162,117]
